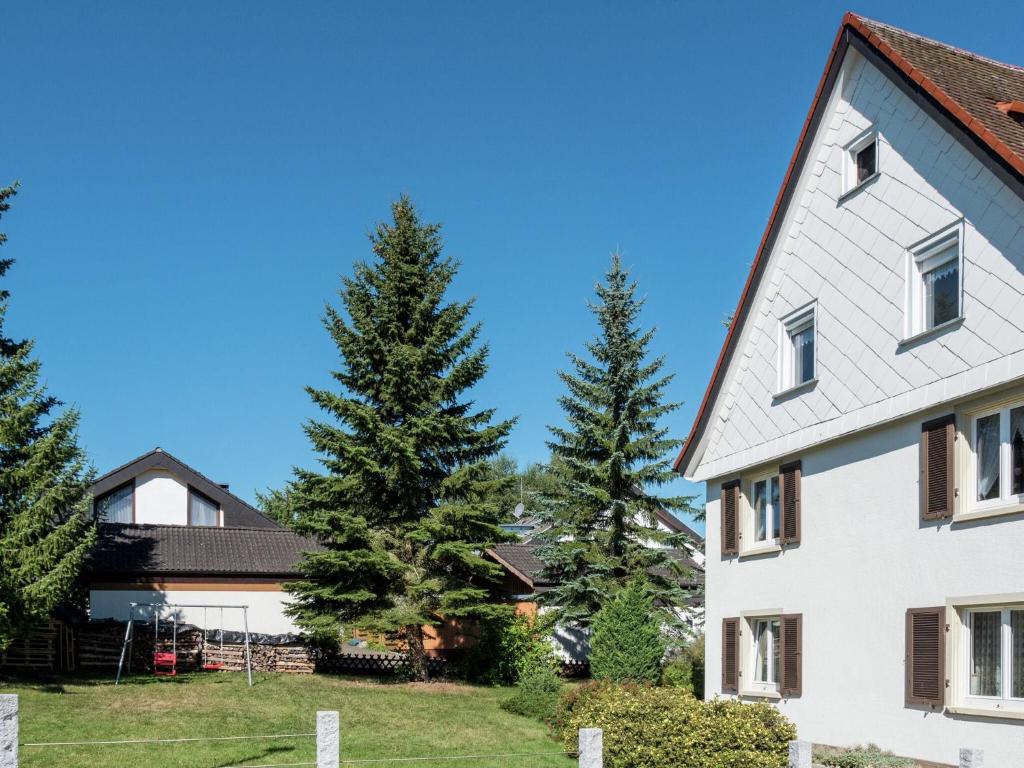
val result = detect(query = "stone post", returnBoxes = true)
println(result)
[578,727,602,768]
[788,740,812,768]
[0,695,17,768]
[960,748,983,768]
[317,710,339,768]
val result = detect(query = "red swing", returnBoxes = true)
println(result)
[152,612,178,677]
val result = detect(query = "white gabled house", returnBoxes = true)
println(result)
[676,13,1024,767]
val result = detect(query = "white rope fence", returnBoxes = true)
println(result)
[0,695,602,768]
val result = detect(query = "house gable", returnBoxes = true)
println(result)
[679,15,1024,482]
[91,448,280,528]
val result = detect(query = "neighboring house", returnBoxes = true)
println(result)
[87,448,318,635]
[485,509,705,661]
[676,13,1024,767]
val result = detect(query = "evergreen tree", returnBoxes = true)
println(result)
[0,183,96,650]
[538,254,697,626]
[284,197,515,680]
[589,576,665,684]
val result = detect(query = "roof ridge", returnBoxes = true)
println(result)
[853,13,1024,75]
[103,522,301,534]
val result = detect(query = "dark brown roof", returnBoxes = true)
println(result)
[487,543,553,588]
[674,13,1024,478]
[91,449,279,529]
[87,523,321,578]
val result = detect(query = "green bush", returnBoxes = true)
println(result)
[462,611,557,685]
[500,665,563,721]
[814,745,914,768]
[556,682,796,768]
[590,577,665,684]
[662,635,705,698]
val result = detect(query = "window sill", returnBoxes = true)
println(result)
[773,378,818,402]
[838,171,880,204]
[898,316,964,349]
[954,502,1024,523]
[740,542,782,558]
[946,705,1024,721]
[740,688,781,700]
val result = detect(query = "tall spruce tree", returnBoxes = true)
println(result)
[0,183,96,650]
[284,197,515,679]
[537,254,697,626]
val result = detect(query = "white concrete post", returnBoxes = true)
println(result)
[317,710,339,768]
[788,740,812,768]
[578,727,602,768]
[0,695,17,768]
[960,748,984,768]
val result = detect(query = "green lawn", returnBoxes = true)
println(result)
[1,672,575,768]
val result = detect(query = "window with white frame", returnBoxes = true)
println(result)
[750,474,780,545]
[752,617,781,689]
[971,402,1024,509]
[779,306,815,392]
[963,606,1024,710]
[843,130,878,194]
[906,225,962,338]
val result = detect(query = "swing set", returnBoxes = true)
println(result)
[114,602,254,686]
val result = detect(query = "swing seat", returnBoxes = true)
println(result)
[202,662,225,670]
[153,651,177,677]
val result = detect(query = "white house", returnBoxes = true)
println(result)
[675,13,1024,767]
[87,448,318,635]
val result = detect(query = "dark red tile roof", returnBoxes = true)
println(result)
[674,13,1024,477]
[87,523,322,578]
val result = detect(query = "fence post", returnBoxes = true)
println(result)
[788,740,811,768]
[317,710,339,768]
[578,727,602,768]
[0,694,17,768]
[960,748,984,768]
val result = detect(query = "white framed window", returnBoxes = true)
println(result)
[961,606,1024,712]
[969,402,1024,511]
[778,304,816,393]
[750,474,781,545]
[752,617,781,689]
[842,128,878,195]
[905,223,963,339]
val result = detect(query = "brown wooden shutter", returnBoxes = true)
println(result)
[779,461,801,546]
[722,617,740,693]
[779,613,802,697]
[905,606,946,708]
[720,480,740,556]
[921,416,956,520]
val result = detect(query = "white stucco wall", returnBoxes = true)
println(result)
[133,470,189,525]
[691,49,1024,482]
[89,589,299,635]
[704,405,1024,766]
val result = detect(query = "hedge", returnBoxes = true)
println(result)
[556,682,796,768]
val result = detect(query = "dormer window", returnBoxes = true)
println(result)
[95,482,134,523]
[188,488,220,526]
[842,129,879,196]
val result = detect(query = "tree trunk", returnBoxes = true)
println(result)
[405,625,430,682]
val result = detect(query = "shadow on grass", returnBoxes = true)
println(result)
[213,744,297,768]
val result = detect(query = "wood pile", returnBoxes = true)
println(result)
[0,620,75,673]
[77,620,315,674]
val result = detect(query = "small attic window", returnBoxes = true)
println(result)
[842,129,879,198]
[996,101,1024,126]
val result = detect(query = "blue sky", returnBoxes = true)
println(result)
[5,2,1024,534]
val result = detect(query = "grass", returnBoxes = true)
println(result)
[1,671,575,768]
